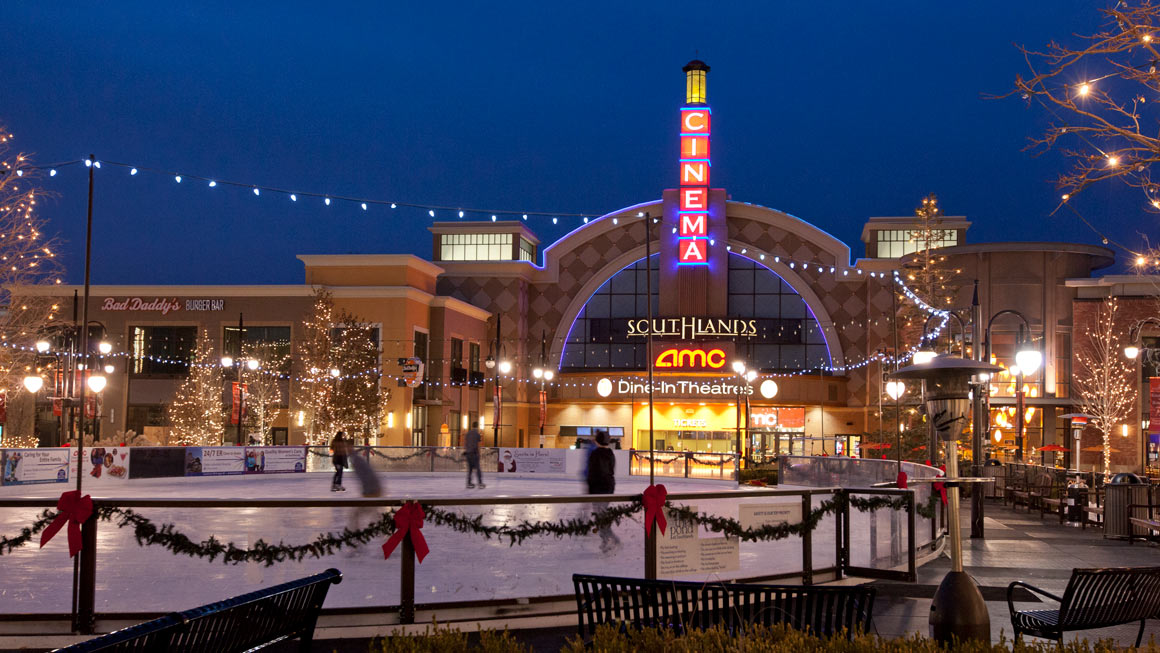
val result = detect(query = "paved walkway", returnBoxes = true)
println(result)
[872,501,1160,645]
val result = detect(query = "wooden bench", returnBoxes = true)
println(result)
[1008,566,1160,646]
[54,568,342,652]
[573,574,875,643]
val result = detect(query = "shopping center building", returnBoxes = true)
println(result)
[10,61,1157,473]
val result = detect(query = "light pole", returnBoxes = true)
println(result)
[484,313,510,448]
[885,378,906,469]
[731,361,757,463]
[981,311,1042,462]
[1124,318,1160,472]
[532,331,555,448]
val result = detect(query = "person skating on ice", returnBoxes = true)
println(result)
[586,429,620,553]
[462,421,485,488]
[329,431,349,491]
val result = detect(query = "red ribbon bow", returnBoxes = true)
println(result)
[896,470,908,489]
[934,465,947,505]
[642,484,668,537]
[382,502,430,564]
[40,490,93,557]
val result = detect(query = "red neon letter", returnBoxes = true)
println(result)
[680,214,707,238]
[681,110,710,133]
[680,188,706,211]
[679,239,707,263]
[680,136,709,159]
[681,162,709,186]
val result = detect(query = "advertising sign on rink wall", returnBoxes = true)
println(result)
[496,448,567,474]
[184,446,246,476]
[1,448,71,486]
[70,446,130,483]
[244,446,306,474]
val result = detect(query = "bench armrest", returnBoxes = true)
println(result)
[1008,581,1063,616]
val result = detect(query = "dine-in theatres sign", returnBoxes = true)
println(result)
[655,347,726,369]
[597,378,756,398]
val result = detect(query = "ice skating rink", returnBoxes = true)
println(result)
[0,472,909,614]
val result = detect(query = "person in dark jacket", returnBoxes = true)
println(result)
[330,431,349,492]
[586,430,620,552]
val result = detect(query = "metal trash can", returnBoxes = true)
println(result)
[982,459,1003,499]
[1066,476,1088,526]
[1105,473,1149,540]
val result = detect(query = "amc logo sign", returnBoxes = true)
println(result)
[655,347,726,369]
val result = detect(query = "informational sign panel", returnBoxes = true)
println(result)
[496,448,566,474]
[1,448,70,486]
[243,446,306,474]
[739,502,802,531]
[184,446,245,476]
[71,446,130,483]
[657,504,739,576]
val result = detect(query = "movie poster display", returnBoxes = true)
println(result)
[1,448,71,486]
[244,446,306,474]
[184,446,245,476]
[496,448,567,474]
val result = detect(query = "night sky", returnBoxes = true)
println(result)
[4,2,1145,285]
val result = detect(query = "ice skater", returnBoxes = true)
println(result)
[462,420,485,489]
[586,430,620,553]
[329,431,349,492]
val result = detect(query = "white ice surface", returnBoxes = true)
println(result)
[0,473,897,614]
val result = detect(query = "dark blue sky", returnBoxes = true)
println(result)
[3,2,1145,285]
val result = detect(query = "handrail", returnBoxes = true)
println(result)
[0,486,880,509]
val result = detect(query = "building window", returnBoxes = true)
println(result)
[130,326,197,376]
[450,338,463,369]
[519,237,536,263]
[413,330,429,400]
[469,342,481,373]
[874,228,958,259]
[448,409,461,446]
[223,325,292,372]
[1054,331,1070,399]
[561,253,828,372]
[439,233,515,261]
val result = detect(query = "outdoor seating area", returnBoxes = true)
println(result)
[1007,567,1160,646]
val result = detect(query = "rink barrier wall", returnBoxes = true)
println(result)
[0,485,928,635]
[0,446,738,487]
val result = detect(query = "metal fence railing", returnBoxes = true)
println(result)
[627,450,737,481]
[0,484,920,633]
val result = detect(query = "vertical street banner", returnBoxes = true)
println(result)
[0,392,7,424]
[230,382,248,425]
[493,383,501,436]
[1150,378,1160,434]
[538,388,546,433]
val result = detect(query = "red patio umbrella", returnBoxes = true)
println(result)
[1039,444,1068,452]
[861,442,892,450]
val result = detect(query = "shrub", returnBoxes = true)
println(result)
[368,622,530,653]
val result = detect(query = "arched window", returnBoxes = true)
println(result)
[561,253,830,371]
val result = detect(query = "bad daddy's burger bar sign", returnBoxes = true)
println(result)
[101,297,226,315]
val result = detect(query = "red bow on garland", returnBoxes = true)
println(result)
[934,465,947,505]
[896,470,908,490]
[382,502,430,563]
[40,490,93,557]
[642,484,668,537]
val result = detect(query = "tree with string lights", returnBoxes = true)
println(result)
[1011,2,1160,270]
[166,328,224,446]
[898,194,963,337]
[294,289,338,445]
[1074,297,1136,474]
[0,125,66,441]
[238,341,287,445]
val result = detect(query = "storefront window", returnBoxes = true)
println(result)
[223,325,291,373]
[130,326,197,376]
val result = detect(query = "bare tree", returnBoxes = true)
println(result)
[166,328,224,446]
[1012,4,1160,233]
[1074,297,1137,474]
[0,125,66,441]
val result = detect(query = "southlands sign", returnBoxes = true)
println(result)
[628,317,758,339]
[655,347,726,369]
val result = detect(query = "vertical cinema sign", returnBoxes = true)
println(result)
[678,105,710,265]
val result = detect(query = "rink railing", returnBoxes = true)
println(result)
[0,486,923,634]
[627,450,738,481]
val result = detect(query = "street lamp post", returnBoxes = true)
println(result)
[731,361,757,464]
[532,331,555,448]
[982,311,1042,462]
[484,313,510,448]
[1124,318,1160,472]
